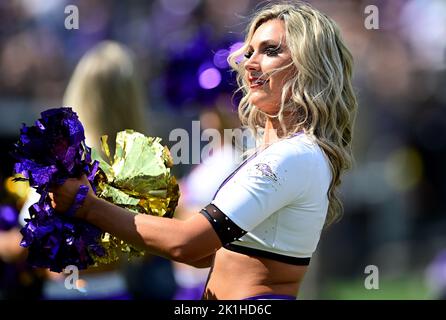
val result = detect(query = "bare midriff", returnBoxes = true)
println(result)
[202,247,307,300]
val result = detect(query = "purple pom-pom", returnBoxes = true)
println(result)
[11,107,105,272]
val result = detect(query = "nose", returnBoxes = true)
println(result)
[244,53,260,73]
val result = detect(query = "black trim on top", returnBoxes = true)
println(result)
[200,204,247,246]
[224,243,311,266]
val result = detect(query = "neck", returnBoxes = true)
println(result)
[263,118,279,146]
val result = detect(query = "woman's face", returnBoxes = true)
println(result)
[244,19,294,115]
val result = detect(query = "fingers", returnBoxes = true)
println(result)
[80,175,93,188]
[49,177,94,213]
[48,192,57,210]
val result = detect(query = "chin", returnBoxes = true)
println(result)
[251,101,278,115]
[249,93,278,112]
[250,97,267,110]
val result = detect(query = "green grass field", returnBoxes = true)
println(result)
[318,274,434,300]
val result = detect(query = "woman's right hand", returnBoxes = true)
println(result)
[49,175,97,220]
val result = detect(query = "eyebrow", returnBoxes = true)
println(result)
[247,39,284,52]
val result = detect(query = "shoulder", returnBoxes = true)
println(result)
[238,134,319,191]
[259,133,322,167]
[254,133,331,187]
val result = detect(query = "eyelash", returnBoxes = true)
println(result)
[265,46,281,56]
[244,46,281,59]
[244,51,253,59]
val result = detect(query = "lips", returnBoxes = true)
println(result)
[248,75,269,88]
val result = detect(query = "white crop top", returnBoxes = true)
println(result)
[210,133,331,262]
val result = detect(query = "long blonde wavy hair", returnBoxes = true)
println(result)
[228,2,358,227]
[64,41,146,152]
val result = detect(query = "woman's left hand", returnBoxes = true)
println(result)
[49,175,96,220]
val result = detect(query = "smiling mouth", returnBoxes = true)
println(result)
[249,77,269,88]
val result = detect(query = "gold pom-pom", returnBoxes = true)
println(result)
[91,130,179,264]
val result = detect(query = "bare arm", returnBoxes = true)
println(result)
[88,197,220,263]
[187,254,215,268]
[51,177,222,264]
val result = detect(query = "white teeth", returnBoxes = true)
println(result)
[254,79,268,84]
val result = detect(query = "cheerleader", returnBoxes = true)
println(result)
[51,2,357,300]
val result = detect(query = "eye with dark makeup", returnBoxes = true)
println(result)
[264,45,282,56]
[244,44,282,59]
[244,50,253,59]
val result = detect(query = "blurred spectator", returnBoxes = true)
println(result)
[63,40,146,151]
[425,250,446,299]
[0,176,45,299]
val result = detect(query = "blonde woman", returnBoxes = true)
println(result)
[64,41,146,152]
[51,2,357,300]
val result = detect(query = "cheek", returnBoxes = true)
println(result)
[268,77,284,101]
[270,68,293,98]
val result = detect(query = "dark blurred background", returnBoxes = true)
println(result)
[0,0,445,299]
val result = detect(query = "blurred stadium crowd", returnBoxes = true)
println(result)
[0,0,445,299]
